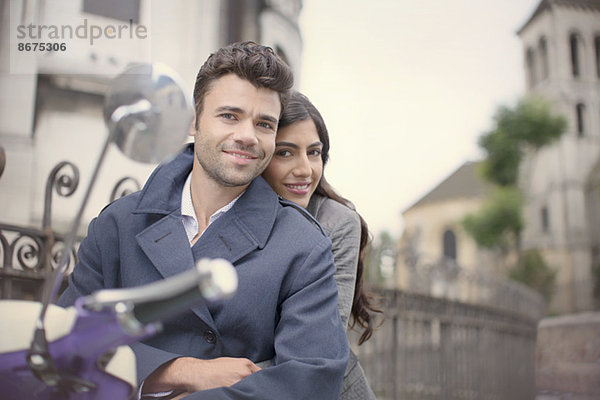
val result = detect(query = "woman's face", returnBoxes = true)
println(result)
[262,118,323,208]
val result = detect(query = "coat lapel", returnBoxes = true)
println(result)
[136,214,219,330]
[190,176,280,265]
[133,143,195,280]
[191,213,259,265]
[136,213,194,279]
[186,178,280,330]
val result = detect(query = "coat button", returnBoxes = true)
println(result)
[203,330,217,344]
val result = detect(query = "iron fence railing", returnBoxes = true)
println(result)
[351,286,543,400]
[398,254,547,321]
[0,158,140,300]
[0,221,76,300]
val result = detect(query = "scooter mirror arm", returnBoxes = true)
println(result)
[25,100,156,389]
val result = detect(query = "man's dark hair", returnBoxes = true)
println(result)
[193,41,293,127]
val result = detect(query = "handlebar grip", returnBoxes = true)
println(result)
[80,258,237,325]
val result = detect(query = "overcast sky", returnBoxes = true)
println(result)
[297,0,541,237]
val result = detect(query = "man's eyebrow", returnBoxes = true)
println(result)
[215,105,244,114]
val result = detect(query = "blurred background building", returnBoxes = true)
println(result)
[517,0,600,314]
[398,162,494,274]
[386,2,600,396]
[395,0,600,316]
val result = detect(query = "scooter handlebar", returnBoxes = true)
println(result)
[79,258,237,325]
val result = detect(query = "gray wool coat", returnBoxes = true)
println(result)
[308,195,377,400]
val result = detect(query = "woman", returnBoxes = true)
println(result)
[262,91,380,399]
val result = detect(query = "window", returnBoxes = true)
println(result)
[570,33,581,78]
[526,47,536,87]
[442,230,457,261]
[83,0,140,24]
[539,37,549,80]
[541,206,550,233]
[576,103,586,137]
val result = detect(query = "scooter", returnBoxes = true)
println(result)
[0,63,238,399]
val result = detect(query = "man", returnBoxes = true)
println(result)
[58,42,349,399]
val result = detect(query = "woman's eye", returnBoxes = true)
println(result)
[309,149,322,157]
[276,149,292,157]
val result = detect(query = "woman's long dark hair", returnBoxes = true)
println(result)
[279,91,381,345]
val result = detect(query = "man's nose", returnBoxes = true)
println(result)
[232,120,259,146]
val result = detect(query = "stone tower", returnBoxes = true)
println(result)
[517,0,600,312]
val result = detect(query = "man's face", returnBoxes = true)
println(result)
[192,73,281,187]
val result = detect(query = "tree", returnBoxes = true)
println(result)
[462,186,523,250]
[478,96,567,187]
[509,250,556,301]
[462,96,566,297]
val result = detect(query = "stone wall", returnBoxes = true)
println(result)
[536,312,600,398]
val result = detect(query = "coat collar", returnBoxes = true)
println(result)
[229,175,279,249]
[307,193,326,219]
[132,144,194,216]
[132,143,279,250]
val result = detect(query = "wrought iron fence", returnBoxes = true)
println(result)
[0,221,76,300]
[0,158,140,300]
[351,259,545,400]
[398,254,546,321]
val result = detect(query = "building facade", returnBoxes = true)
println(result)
[396,0,600,313]
[395,162,516,305]
[398,162,491,274]
[517,0,600,312]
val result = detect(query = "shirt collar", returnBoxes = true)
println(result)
[181,171,242,243]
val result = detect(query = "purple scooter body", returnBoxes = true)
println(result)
[0,298,157,400]
[0,258,235,400]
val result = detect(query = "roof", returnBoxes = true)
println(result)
[517,0,600,34]
[404,161,490,213]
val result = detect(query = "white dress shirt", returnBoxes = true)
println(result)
[180,172,241,244]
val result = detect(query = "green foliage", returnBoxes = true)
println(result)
[462,187,523,249]
[478,130,521,186]
[463,96,567,253]
[496,97,567,147]
[479,96,567,186]
[509,250,556,301]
